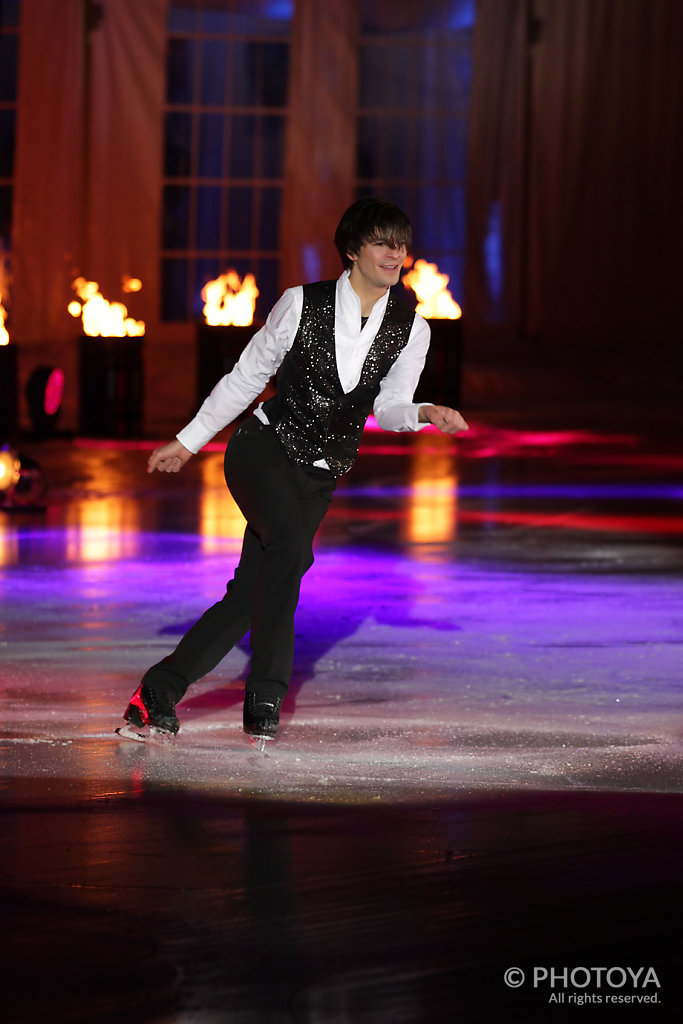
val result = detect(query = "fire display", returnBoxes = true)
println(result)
[402,258,463,408]
[201,270,259,327]
[197,270,262,406]
[402,258,462,319]
[68,278,145,337]
[0,292,9,346]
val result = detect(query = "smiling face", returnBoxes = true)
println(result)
[347,236,408,294]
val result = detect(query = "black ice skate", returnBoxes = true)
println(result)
[243,692,283,751]
[116,682,180,742]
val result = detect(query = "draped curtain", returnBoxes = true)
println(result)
[465,0,526,338]
[280,0,358,289]
[465,0,683,409]
[527,0,683,348]
[12,0,85,424]
[12,0,167,429]
[88,0,166,309]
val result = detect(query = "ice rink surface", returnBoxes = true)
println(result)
[2,423,682,1020]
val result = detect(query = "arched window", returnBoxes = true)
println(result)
[161,1,293,323]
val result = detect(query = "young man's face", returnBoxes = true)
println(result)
[347,236,408,292]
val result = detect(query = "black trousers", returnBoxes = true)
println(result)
[141,417,336,701]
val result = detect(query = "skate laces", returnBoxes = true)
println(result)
[246,693,282,714]
[145,685,177,718]
[256,695,281,711]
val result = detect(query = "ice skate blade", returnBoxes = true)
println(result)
[250,735,272,753]
[115,723,174,743]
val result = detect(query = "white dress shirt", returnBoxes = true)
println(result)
[177,271,431,458]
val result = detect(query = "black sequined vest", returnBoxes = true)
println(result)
[262,279,415,477]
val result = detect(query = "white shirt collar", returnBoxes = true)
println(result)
[337,270,390,326]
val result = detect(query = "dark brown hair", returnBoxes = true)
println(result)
[334,197,413,270]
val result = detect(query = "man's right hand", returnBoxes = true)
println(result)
[147,439,194,474]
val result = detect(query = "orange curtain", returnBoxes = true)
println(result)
[465,0,526,340]
[280,0,358,289]
[466,0,683,362]
[11,0,166,430]
[12,0,85,343]
[87,0,166,312]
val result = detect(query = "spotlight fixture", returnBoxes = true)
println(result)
[0,447,21,491]
[26,366,65,437]
[0,445,45,510]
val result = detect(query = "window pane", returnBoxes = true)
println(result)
[392,44,417,108]
[199,10,230,33]
[383,115,411,175]
[258,188,281,250]
[256,259,279,320]
[0,34,18,103]
[356,1,473,320]
[0,0,20,28]
[357,116,380,179]
[193,258,222,318]
[383,184,411,217]
[417,186,465,286]
[360,43,420,111]
[162,185,190,249]
[0,185,12,247]
[359,4,445,35]
[196,186,221,249]
[440,44,472,109]
[417,117,439,179]
[260,115,284,178]
[261,43,289,106]
[256,0,294,36]
[161,258,189,321]
[227,256,251,279]
[359,45,385,109]
[443,116,467,180]
[228,187,253,249]
[0,110,15,176]
[198,113,224,177]
[164,112,193,176]
[167,6,196,32]
[230,115,255,177]
[439,185,466,253]
[200,39,227,105]
[161,3,291,323]
[232,42,258,106]
[166,37,194,104]
[419,45,440,105]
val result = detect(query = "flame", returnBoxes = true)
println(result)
[0,292,9,346]
[202,270,258,326]
[122,275,142,293]
[69,277,145,337]
[402,259,462,319]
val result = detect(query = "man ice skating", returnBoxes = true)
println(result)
[118,197,468,746]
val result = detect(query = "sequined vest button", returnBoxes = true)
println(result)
[262,279,415,477]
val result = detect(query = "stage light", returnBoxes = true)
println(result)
[0,448,21,491]
[0,446,45,510]
[26,366,65,437]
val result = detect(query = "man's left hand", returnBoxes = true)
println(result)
[418,404,469,434]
